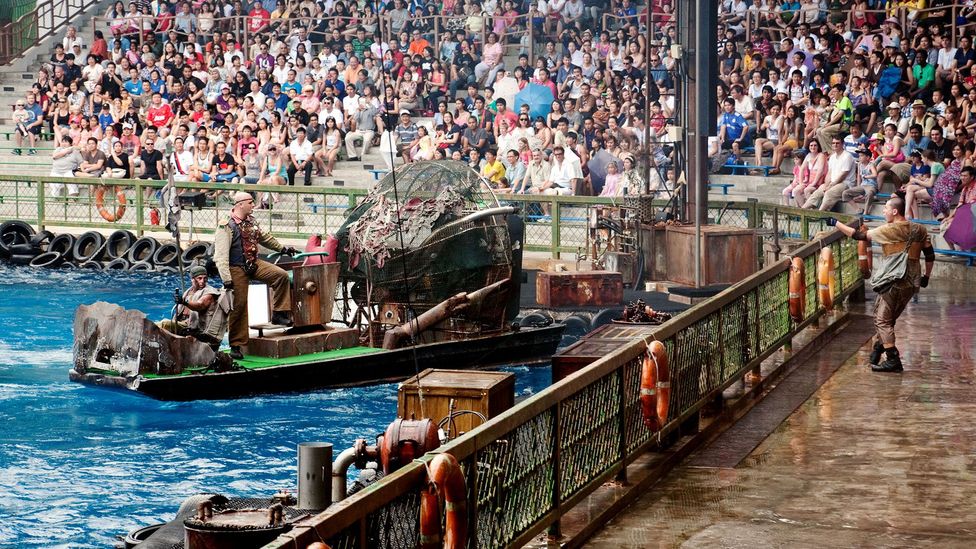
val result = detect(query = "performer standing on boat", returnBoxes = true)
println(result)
[834,197,934,373]
[215,191,298,359]
[158,265,224,349]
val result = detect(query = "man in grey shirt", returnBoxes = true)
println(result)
[50,135,84,197]
[345,98,378,161]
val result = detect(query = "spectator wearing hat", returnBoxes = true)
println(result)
[908,100,937,134]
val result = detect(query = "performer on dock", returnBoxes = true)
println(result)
[214,191,298,359]
[833,197,935,372]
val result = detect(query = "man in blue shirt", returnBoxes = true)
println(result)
[123,68,142,97]
[718,98,748,152]
[843,123,868,159]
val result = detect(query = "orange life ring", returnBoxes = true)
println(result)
[640,340,670,431]
[306,544,332,549]
[857,240,873,278]
[788,257,805,322]
[818,247,836,311]
[94,186,126,222]
[419,453,467,549]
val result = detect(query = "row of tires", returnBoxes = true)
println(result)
[517,308,626,348]
[0,220,213,273]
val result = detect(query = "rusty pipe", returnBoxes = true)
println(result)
[380,279,510,350]
[331,446,358,502]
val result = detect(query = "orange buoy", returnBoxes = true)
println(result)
[419,453,468,549]
[818,247,836,311]
[306,543,332,549]
[857,240,873,278]
[788,257,805,322]
[640,340,670,431]
[94,186,126,222]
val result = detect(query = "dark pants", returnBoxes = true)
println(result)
[873,279,916,347]
[228,261,291,348]
[287,161,312,186]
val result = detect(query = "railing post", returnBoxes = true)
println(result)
[135,179,145,236]
[615,365,628,484]
[37,176,45,229]
[550,197,561,259]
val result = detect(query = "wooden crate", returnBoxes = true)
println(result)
[665,225,757,286]
[398,369,514,436]
[535,270,623,307]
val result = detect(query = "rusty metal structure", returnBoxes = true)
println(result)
[265,208,863,549]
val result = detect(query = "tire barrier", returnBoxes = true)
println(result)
[126,237,158,264]
[73,232,107,262]
[29,251,65,268]
[152,243,180,267]
[105,230,136,260]
[0,220,220,276]
[591,308,624,329]
[103,258,131,270]
[562,315,590,338]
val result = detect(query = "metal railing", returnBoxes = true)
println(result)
[0,0,100,65]
[0,174,844,260]
[262,206,861,549]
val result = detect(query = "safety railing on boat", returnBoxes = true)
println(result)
[0,174,840,261]
[258,217,860,549]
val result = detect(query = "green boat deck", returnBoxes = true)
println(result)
[88,346,383,379]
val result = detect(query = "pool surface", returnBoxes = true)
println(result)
[0,265,551,547]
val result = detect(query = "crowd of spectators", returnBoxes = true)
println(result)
[715,0,976,249]
[13,0,682,210]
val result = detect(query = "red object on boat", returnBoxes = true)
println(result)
[303,234,338,266]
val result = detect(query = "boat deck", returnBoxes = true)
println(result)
[140,346,382,378]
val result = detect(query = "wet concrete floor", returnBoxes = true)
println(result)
[586,282,976,548]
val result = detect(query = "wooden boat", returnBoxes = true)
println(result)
[69,162,564,400]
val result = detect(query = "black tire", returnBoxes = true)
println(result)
[123,523,165,548]
[29,251,65,268]
[105,230,136,260]
[7,243,40,256]
[9,254,36,265]
[80,261,103,270]
[126,237,158,264]
[562,315,590,338]
[152,243,180,267]
[559,334,579,348]
[591,308,624,329]
[519,312,553,327]
[129,261,154,272]
[156,265,179,274]
[47,233,76,258]
[73,231,106,262]
[59,261,77,269]
[181,241,211,264]
[30,230,56,250]
[0,220,35,247]
[103,258,130,270]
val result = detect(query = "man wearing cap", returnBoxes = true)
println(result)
[882,101,909,137]
[907,100,936,134]
[394,110,419,160]
[158,265,223,347]
[214,192,299,359]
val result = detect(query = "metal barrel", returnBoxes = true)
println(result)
[298,442,333,510]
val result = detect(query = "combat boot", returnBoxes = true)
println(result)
[869,340,885,367]
[871,347,903,373]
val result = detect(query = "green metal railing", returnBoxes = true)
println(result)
[0,175,841,260]
[260,211,861,549]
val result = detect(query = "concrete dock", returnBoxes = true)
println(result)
[586,281,976,548]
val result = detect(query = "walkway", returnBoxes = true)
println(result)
[586,281,976,548]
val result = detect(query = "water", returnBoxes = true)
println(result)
[0,265,551,548]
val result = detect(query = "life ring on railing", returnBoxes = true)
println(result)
[788,257,805,323]
[857,240,873,278]
[306,544,332,549]
[94,186,126,222]
[640,340,670,431]
[818,247,836,311]
[419,453,468,549]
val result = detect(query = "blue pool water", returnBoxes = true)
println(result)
[0,264,551,547]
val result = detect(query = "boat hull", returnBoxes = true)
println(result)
[69,324,564,401]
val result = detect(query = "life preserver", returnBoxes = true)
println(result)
[640,340,670,431]
[788,257,805,323]
[419,453,467,549]
[818,247,836,311]
[94,186,126,222]
[306,544,332,549]
[857,240,873,278]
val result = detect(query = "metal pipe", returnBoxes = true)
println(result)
[331,446,359,502]
[298,442,332,510]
